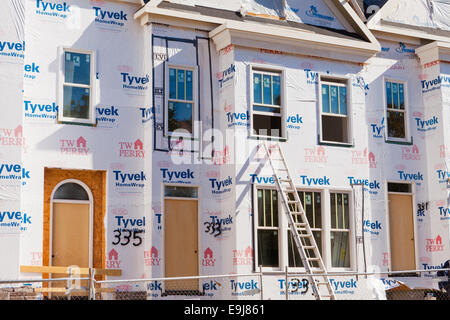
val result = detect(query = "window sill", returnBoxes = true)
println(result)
[249,135,287,142]
[59,120,97,127]
[385,137,413,146]
[318,139,353,148]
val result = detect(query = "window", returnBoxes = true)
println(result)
[164,185,198,198]
[319,76,351,144]
[330,192,350,268]
[255,188,353,271]
[288,191,322,268]
[166,66,196,137]
[59,48,95,124]
[251,68,284,138]
[385,80,407,140]
[256,189,279,267]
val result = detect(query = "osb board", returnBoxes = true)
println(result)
[42,168,106,281]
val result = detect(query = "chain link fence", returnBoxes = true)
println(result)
[1,269,448,300]
[0,277,91,300]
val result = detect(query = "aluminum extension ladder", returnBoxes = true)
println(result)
[262,142,336,300]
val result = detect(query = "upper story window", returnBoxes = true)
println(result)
[250,67,285,138]
[385,79,408,141]
[166,66,197,137]
[319,76,351,145]
[59,48,96,124]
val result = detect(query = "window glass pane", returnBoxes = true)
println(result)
[331,231,350,268]
[177,69,185,100]
[63,86,90,119]
[315,193,322,228]
[53,183,89,200]
[253,106,281,113]
[321,115,348,143]
[263,74,272,105]
[168,101,193,133]
[305,192,314,227]
[387,183,411,193]
[164,186,198,198]
[398,83,405,110]
[322,84,330,113]
[253,73,262,104]
[337,193,343,229]
[272,190,278,227]
[392,82,399,109]
[272,75,281,106]
[252,114,281,137]
[330,85,339,114]
[186,70,193,101]
[343,194,349,229]
[169,68,177,99]
[264,189,272,227]
[386,81,392,109]
[288,230,303,267]
[330,193,336,229]
[257,189,264,226]
[257,230,279,267]
[339,86,347,115]
[387,111,405,138]
[64,52,90,85]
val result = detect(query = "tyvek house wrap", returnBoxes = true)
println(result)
[0,0,448,300]
[0,0,25,280]
[0,0,153,281]
[384,0,450,30]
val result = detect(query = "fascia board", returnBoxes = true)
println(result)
[371,22,450,43]
[210,22,380,63]
[329,0,379,46]
[135,4,380,58]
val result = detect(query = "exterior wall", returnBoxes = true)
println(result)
[0,0,448,300]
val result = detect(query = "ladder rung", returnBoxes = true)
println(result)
[295,223,307,227]
[302,245,315,250]
[287,200,299,204]
[299,234,313,238]
[307,257,321,261]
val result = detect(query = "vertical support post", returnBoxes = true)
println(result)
[285,266,288,301]
[259,265,263,300]
[91,269,96,300]
[88,268,92,300]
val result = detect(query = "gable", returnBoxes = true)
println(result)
[241,0,346,30]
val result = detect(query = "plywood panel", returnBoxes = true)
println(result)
[43,168,106,282]
[164,199,198,291]
[388,193,415,271]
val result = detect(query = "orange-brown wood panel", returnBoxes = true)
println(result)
[164,199,198,291]
[43,168,106,281]
[388,193,416,271]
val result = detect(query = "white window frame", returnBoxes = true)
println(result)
[318,74,353,145]
[383,77,410,143]
[249,64,286,140]
[254,186,282,271]
[164,64,198,139]
[328,190,353,271]
[253,185,355,273]
[58,47,96,125]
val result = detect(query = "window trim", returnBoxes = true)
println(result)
[164,64,198,139]
[383,77,411,143]
[318,74,353,146]
[249,64,286,140]
[58,47,97,125]
[254,186,282,272]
